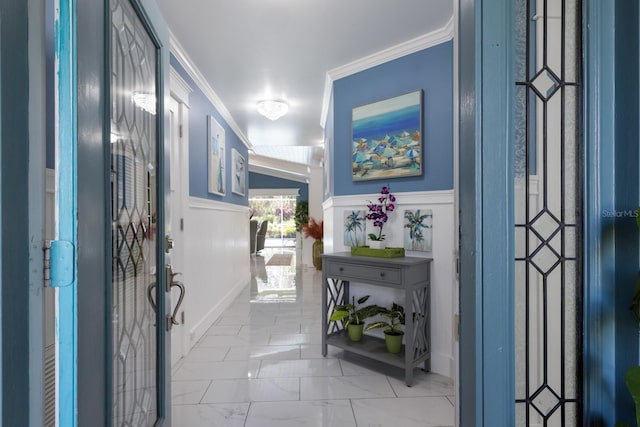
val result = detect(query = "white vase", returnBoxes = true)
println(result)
[369,240,386,250]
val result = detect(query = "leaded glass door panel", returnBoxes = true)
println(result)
[110,0,166,425]
[514,0,582,425]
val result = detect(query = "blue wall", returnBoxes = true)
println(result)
[332,41,454,196]
[170,55,249,205]
[249,172,309,201]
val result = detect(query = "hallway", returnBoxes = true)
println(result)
[171,249,454,426]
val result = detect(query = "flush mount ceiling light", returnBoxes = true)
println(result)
[256,100,289,121]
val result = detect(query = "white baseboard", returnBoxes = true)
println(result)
[188,272,250,348]
[431,352,453,378]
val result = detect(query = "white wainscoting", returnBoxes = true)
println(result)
[323,190,456,377]
[183,197,251,350]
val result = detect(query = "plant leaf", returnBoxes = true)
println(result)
[357,295,370,305]
[365,321,389,331]
[631,274,640,322]
[625,366,640,427]
[330,310,349,322]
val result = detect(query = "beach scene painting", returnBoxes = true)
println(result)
[352,90,423,181]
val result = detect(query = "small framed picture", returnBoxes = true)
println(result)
[231,148,246,196]
[208,116,226,195]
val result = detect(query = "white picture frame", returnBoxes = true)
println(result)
[231,148,246,196]
[208,115,226,195]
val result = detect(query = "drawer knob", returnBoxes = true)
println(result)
[380,272,385,277]
[339,267,344,272]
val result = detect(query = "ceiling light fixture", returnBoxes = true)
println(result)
[256,100,289,121]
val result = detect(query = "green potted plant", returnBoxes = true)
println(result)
[365,302,405,353]
[294,201,309,232]
[330,295,379,342]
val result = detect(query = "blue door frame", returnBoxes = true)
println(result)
[460,0,640,424]
[459,0,515,424]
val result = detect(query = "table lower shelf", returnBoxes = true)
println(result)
[326,331,429,370]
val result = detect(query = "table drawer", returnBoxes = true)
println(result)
[327,262,401,285]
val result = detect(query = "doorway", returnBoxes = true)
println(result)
[249,195,298,248]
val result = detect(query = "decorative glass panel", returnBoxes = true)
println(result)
[514,0,582,425]
[110,0,159,425]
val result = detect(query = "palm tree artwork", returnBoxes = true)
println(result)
[404,209,433,252]
[344,210,366,247]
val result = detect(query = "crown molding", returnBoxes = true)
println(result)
[169,67,193,106]
[249,188,300,197]
[320,16,455,128]
[169,32,252,149]
[248,153,310,183]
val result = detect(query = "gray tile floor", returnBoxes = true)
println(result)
[172,248,454,427]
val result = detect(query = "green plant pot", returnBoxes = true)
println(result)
[312,239,323,270]
[384,331,404,353]
[347,323,364,342]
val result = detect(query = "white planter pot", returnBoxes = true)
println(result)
[369,240,386,250]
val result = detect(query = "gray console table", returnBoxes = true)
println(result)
[321,252,432,386]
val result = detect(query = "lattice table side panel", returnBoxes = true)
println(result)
[412,287,430,359]
[326,278,345,334]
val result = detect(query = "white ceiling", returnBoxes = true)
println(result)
[156,0,453,170]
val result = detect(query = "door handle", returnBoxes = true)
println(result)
[147,281,157,313]
[169,280,186,325]
[165,264,186,328]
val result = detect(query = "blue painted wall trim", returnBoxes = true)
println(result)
[248,172,308,201]
[332,41,454,195]
[169,55,249,206]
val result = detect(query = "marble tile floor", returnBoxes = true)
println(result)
[172,248,454,427]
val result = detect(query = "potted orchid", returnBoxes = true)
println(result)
[366,186,396,249]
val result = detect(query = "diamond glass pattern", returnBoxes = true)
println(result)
[530,67,562,101]
[531,386,561,417]
[110,0,159,425]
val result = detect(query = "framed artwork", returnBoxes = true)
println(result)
[208,116,226,195]
[231,148,246,196]
[343,210,366,247]
[403,209,432,252]
[351,90,423,181]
